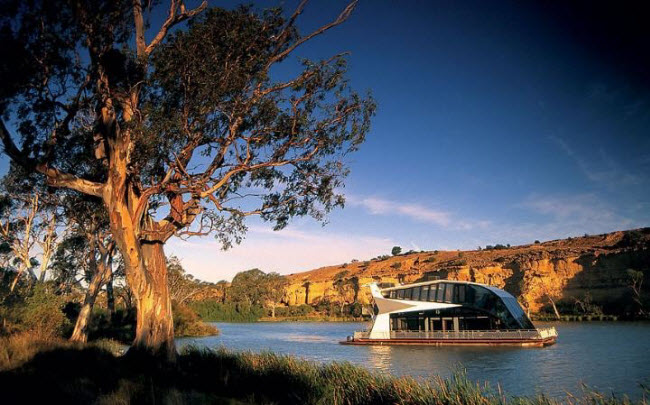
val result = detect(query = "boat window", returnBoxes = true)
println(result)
[397,289,405,299]
[420,285,430,301]
[436,284,445,302]
[465,284,476,304]
[472,285,490,309]
[389,290,396,299]
[428,284,438,301]
[404,288,412,300]
[444,284,454,303]
[412,286,421,301]
[455,284,466,303]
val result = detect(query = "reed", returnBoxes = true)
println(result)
[0,335,646,404]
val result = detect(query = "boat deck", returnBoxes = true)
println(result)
[340,328,558,347]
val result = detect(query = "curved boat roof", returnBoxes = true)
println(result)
[382,279,521,304]
[379,279,533,329]
[382,279,492,291]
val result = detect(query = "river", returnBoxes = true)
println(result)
[176,321,650,399]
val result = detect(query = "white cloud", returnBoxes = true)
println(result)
[347,195,451,226]
[502,193,637,242]
[166,226,396,282]
[345,195,493,232]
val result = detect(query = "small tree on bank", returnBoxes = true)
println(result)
[1,0,373,359]
[391,246,402,256]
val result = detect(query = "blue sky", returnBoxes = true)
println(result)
[3,1,650,281]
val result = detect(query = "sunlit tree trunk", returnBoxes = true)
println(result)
[70,257,104,343]
[105,196,176,360]
[70,236,114,343]
[132,242,175,359]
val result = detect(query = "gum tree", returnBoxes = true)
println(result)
[0,0,374,359]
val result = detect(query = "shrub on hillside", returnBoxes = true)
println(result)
[274,305,314,318]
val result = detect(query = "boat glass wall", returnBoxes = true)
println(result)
[384,282,534,329]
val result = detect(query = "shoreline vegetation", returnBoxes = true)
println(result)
[0,333,647,405]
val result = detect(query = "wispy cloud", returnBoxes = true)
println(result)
[347,196,451,226]
[166,226,396,282]
[549,135,643,187]
[346,195,492,232]
[517,193,634,234]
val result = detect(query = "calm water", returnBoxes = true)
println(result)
[176,321,650,399]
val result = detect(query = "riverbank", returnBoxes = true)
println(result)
[2,333,647,404]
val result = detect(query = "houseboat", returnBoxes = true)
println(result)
[341,280,557,347]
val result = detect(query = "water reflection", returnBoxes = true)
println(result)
[176,321,650,399]
[367,345,392,371]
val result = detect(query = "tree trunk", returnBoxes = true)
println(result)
[104,185,176,360]
[70,262,105,343]
[10,263,31,292]
[106,266,115,321]
[129,242,175,360]
[548,295,561,320]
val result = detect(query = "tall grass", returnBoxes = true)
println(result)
[0,335,646,404]
[179,348,648,405]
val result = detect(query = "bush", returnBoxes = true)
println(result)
[485,244,508,250]
[19,285,70,338]
[346,302,363,318]
[172,301,219,337]
[390,262,402,269]
[87,307,136,343]
[188,300,265,322]
[274,305,314,318]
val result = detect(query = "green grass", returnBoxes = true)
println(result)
[0,334,647,404]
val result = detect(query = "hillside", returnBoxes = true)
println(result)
[282,228,650,315]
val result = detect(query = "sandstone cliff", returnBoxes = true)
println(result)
[282,229,650,314]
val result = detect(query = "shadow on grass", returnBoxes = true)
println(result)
[0,346,243,404]
[0,343,646,405]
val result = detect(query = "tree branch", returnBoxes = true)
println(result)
[146,0,208,56]
[267,1,357,67]
[1,120,105,197]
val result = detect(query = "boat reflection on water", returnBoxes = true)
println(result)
[367,344,392,372]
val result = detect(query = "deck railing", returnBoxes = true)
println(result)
[353,327,557,341]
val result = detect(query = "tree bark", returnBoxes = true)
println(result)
[105,189,176,360]
[130,242,175,360]
[106,265,115,321]
[70,260,105,343]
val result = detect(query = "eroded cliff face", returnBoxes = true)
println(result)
[283,229,650,314]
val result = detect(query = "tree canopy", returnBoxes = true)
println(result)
[0,0,373,357]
